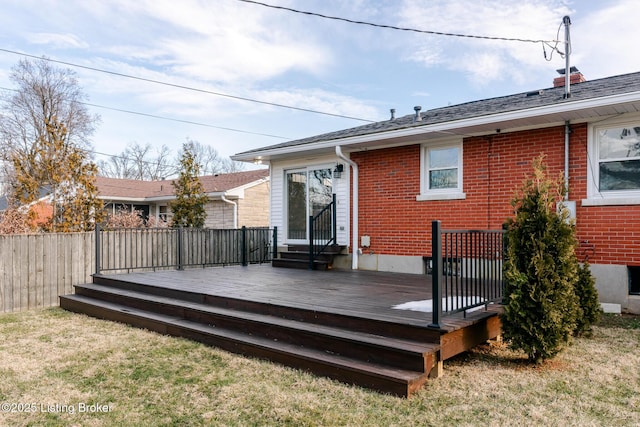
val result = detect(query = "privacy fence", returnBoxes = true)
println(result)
[0,232,95,313]
[0,226,276,313]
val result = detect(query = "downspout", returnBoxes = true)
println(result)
[221,195,238,229]
[336,146,359,270]
[564,121,570,200]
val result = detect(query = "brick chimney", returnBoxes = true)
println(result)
[554,67,586,87]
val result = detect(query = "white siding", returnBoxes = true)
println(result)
[270,155,351,247]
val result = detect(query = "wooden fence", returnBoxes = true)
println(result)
[0,227,276,313]
[0,232,95,313]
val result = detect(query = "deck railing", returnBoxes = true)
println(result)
[309,194,337,269]
[428,220,505,328]
[95,225,276,274]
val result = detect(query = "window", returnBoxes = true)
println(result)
[418,140,465,201]
[586,119,640,204]
[630,266,640,296]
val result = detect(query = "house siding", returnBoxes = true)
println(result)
[270,155,349,247]
[237,181,270,228]
[204,200,235,229]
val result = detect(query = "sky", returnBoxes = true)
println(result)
[1,0,639,171]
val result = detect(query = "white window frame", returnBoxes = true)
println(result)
[584,115,640,206]
[417,139,466,201]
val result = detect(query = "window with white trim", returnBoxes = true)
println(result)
[418,140,465,201]
[586,119,640,204]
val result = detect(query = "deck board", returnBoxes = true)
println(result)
[94,265,497,331]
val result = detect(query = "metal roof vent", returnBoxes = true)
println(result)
[413,106,422,122]
[390,108,396,120]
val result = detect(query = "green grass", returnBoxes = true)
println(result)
[0,308,639,426]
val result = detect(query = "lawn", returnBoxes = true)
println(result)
[0,308,638,426]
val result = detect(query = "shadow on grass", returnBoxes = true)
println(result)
[596,313,640,330]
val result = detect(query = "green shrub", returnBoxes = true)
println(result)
[574,261,602,337]
[501,155,581,363]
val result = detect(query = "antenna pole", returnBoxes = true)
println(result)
[563,15,571,98]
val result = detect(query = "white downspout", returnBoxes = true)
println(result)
[221,195,238,229]
[336,146,358,270]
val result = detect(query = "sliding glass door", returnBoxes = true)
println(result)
[286,167,332,242]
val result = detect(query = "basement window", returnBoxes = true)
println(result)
[630,266,640,296]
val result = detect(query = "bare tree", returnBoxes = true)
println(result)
[0,57,100,176]
[178,139,245,176]
[98,142,176,180]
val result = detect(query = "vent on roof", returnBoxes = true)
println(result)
[526,90,543,97]
[413,106,422,122]
[390,108,396,120]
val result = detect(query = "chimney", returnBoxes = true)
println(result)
[554,66,586,88]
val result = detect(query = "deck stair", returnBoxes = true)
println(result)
[272,244,346,270]
[60,274,440,397]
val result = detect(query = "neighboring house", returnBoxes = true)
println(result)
[97,169,270,229]
[233,70,640,314]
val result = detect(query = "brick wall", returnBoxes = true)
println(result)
[351,123,640,266]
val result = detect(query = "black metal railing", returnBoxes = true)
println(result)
[308,194,337,270]
[95,225,277,274]
[428,220,505,328]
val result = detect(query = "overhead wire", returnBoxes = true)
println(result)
[236,0,561,45]
[0,47,376,123]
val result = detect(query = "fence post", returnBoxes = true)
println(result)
[241,226,248,266]
[94,223,101,275]
[429,220,443,329]
[177,226,183,270]
[272,226,278,261]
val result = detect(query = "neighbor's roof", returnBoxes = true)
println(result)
[96,169,269,201]
[233,71,640,161]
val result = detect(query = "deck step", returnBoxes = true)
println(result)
[89,275,442,343]
[272,258,330,270]
[60,294,430,397]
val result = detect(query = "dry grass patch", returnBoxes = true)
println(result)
[0,309,638,426]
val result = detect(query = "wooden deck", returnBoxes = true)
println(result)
[60,265,501,397]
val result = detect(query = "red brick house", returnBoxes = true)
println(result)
[233,70,640,314]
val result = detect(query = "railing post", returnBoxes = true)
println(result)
[308,215,314,270]
[272,226,278,261]
[241,226,248,266]
[94,223,101,275]
[332,193,337,244]
[177,226,183,270]
[429,220,443,329]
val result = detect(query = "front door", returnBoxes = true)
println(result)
[286,167,333,242]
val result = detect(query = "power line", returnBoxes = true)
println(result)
[236,0,560,44]
[0,86,290,140]
[83,102,289,140]
[0,47,376,123]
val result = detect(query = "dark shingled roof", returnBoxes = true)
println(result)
[236,71,640,155]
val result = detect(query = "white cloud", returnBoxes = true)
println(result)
[572,0,640,79]
[26,32,89,49]
[397,0,573,85]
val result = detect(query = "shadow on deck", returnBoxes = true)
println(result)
[60,265,501,397]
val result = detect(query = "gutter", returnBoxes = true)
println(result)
[221,195,238,229]
[336,146,358,270]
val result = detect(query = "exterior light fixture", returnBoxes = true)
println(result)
[334,163,344,179]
